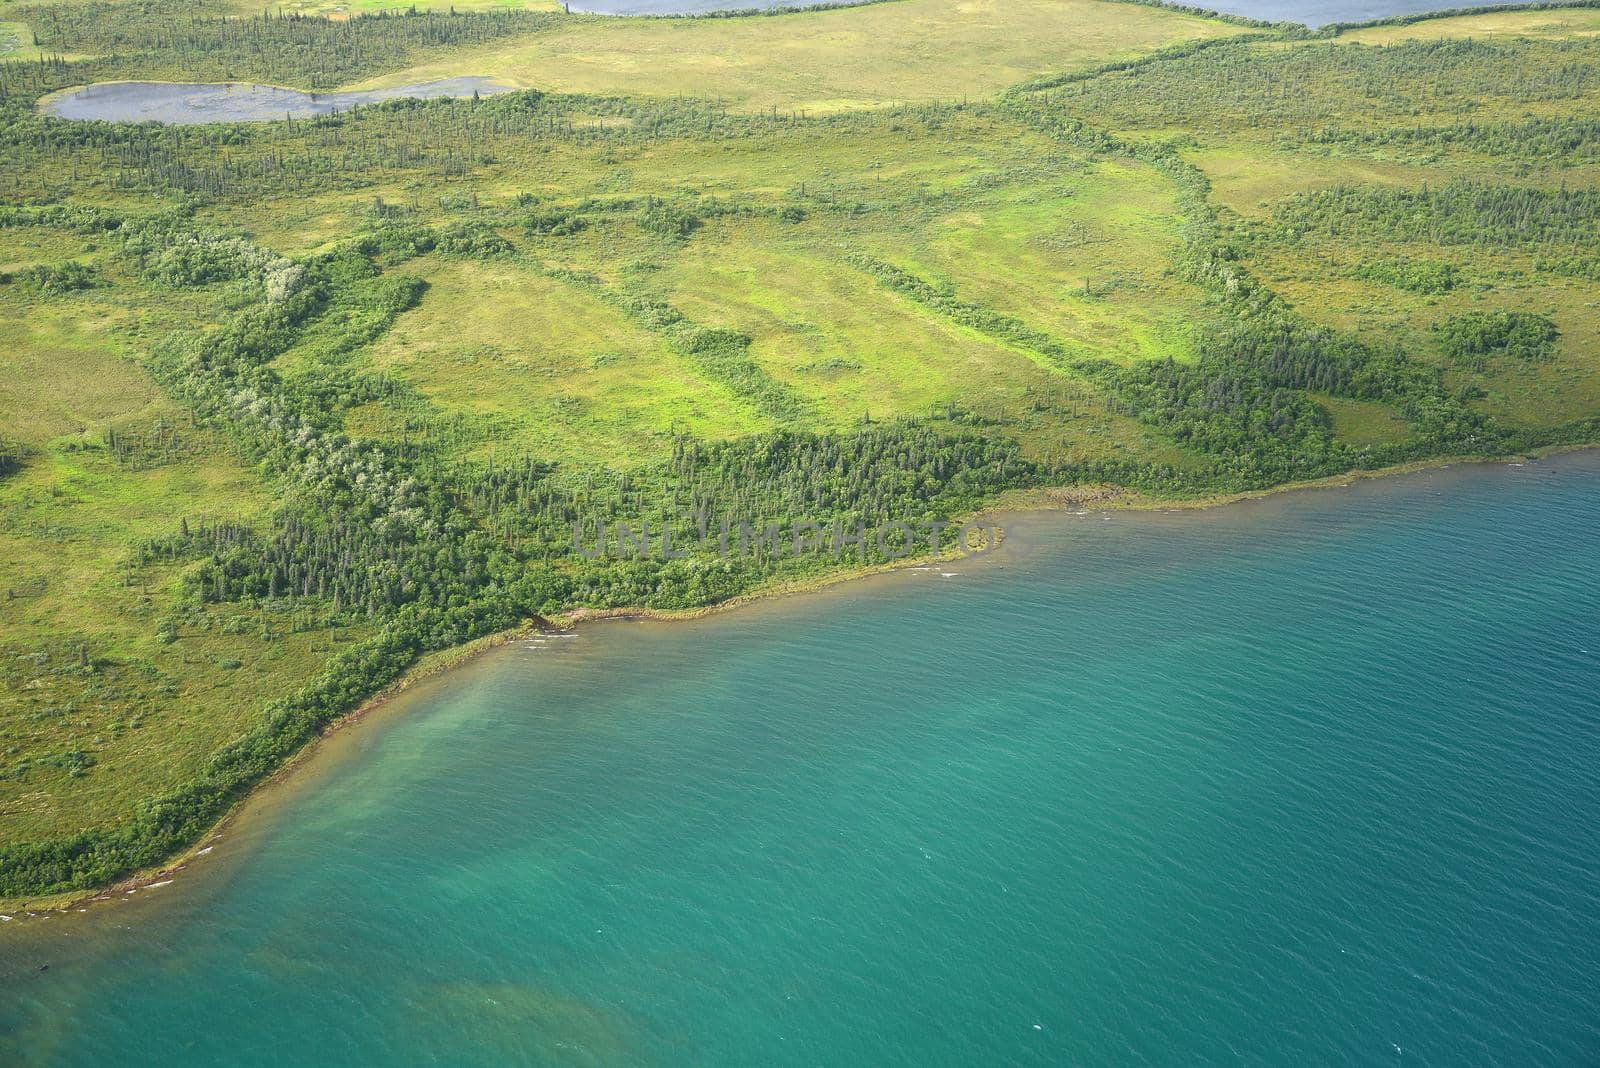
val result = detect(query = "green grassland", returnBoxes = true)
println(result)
[354,254,770,467]
[0,239,370,844]
[3,0,1600,897]
[0,16,90,61]
[1040,23,1600,428]
[1338,5,1600,43]
[0,19,35,58]
[354,0,1257,113]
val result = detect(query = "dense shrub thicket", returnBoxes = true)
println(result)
[0,439,24,479]
[1352,258,1458,295]
[1034,37,1600,129]
[1005,76,1595,484]
[1271,181,1600,256]
[1434,310,1559,369]
[1292,117,1600,163]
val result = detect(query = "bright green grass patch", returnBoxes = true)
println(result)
[356,255,771,467]
[0,20,31,59]
[326,105,1221,468]
[1185,143,1449,220]
[1336,7,1600,45]
[635,217,1204,469]
[0,224,97,274]
[0,301,168,447]
[857,156,1208,364]
[1315,394,1412,447]
[650,223,1055,426]
[0,18,93,61]
[1463,363,1600,428]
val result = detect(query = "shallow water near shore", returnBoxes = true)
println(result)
[3,454,1599,1063]
[42,77,511,125]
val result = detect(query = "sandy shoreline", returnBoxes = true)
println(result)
[3,441,1593,917]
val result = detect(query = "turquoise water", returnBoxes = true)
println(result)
[3,456,1599,1064]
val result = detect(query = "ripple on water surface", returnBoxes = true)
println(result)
[2,456,1598,1066]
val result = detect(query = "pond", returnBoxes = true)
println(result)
[42,77,512,125]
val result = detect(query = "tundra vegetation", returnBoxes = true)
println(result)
[2,0,1600,897]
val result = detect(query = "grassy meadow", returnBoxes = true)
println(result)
[0,233,372,845]
[3,0,1600,895]
[1337,6,1600,43]
[354,0,1258,112]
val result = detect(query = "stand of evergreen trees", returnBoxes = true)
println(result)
[0,207,1058,896]
[7,10,1600,896]
[13,0,556,89]
[1005,74,1596,485]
